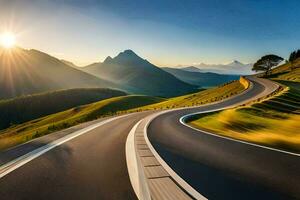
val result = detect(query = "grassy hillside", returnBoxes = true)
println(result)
[0,47,119,99]
[0,95,164,150]
[257,57,300,82]
[0,88,127,130]
[188,64,300,153]
[133,80,245,110]
[82,50,197,97]
[0,79,247,151]
[270,58,300,82]
[163,67,239,88]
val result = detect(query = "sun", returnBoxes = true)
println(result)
[1,32,16,48]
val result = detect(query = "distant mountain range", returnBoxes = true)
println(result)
[181,66,203,73]
[81,50,197,97]
[163,67,239,88]
[0,47,118,99]
[0,47,247,100]
[180,60,253,75]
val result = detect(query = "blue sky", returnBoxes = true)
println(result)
[0,0,299,66]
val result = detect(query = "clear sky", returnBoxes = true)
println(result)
[0,0,299,66]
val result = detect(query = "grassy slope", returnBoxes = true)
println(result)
[0,88,127,130]
[132,80,244,110]
[0,95,164,150]
[189,61,300,153]
[270,58,300,82]
[0,80,246,151]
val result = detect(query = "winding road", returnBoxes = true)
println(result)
[0,77,298,200]
[147,77,299,200]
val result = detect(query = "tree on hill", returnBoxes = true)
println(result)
[289,49,300,70]
[252,54,283,76]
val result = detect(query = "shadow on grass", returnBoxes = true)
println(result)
[223,120,267,133]
[266,71,290,79]
[237,107,289,120]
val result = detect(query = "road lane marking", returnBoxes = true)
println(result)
[126,77,279,200]
[143,113,208,200]
[177,77,300,157]
[0,114,130,179]
[126,120,152,200]
[126,114,207,200]
[180,111,300,157]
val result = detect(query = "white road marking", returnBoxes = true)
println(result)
[0,114,130,178]
[180,111,300,157]
[125,120,151,200]
[143,112,208,200]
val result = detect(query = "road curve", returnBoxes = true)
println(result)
[0,111,157,200]
[147,77,300,200]
[0,77,296,200]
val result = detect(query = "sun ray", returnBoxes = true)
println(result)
[1,32,16,48]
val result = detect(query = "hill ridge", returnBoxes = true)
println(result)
[82,49,197,97]
[0,47,120,99]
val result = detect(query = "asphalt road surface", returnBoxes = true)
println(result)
[1,77,297,200]
[0,112,157,200]
[148,77,300,200]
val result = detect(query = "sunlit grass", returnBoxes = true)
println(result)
[0,88,127,130]
[131,80,245,111]
[0,80,246,151]
[268,58,300,82]
[190,109,300,152]
[189,80,300,153]
[0,95,164,150]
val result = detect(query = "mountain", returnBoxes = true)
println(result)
[181,60,253,75]
[82,50,197,97]
[61,59,78,68]
[163,67,239,88]
[181,66,203,73]
[0,47,119,99]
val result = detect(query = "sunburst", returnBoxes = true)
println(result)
[1,32,16,48]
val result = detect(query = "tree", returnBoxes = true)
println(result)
[289,49,300,70]
[252,54,283,76]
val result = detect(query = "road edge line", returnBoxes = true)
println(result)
[143,112,208,200]
[179,79,300,157]
[180,115,300,157]
[125,77,258,200]
[0,114,130,178]
[125,120,151,200]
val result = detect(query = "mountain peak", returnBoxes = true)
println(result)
[227,60,244,66]
[113,49,145,63]
[116,49,140,59]
[103,56,113,63]
[182,66,202,73]
[122,49,136,55]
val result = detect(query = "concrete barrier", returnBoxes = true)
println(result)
[239,76,250,89]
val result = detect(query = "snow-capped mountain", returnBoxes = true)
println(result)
[182,60,253,75]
